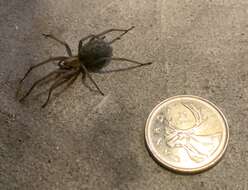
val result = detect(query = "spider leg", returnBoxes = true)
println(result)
[64,70,80,90]
[81,69,86,82]
[80,64,104,96]
[80,70,96,92]
[111,57,152,66]
[42,70,79,108]
[108,26,135,44]
[19,69,67,102]
[94,26,135,38]
[78,26,134,51]
[93,57,152,73]
[19,56,68,84]
[43,34,72,56]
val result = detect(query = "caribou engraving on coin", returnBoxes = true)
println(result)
[161,102,221,163]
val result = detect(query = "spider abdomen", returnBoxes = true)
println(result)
[79,38,113,71]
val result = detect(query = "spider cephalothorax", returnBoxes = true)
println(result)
[17,26,152,108]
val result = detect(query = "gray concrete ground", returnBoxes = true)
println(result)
[0,0,248,189]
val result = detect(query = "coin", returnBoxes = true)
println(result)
[145,95,229,173]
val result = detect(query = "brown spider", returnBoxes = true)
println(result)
[17,26,152,108]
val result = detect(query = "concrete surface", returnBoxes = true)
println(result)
[0,0,248,189]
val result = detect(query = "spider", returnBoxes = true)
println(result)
[17,26,152,108]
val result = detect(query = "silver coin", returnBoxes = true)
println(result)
[145,95,229,173]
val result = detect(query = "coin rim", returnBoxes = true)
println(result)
[145,95,229,173]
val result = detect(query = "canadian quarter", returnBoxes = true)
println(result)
[145,95,229,173]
